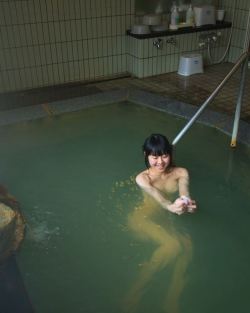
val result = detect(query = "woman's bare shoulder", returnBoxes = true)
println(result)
[136,170,150,187]
[172,166,189,177]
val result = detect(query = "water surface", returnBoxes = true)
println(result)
[0,102,249,313]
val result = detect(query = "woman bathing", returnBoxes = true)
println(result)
[123,134,197,313]
[136,133,196,215]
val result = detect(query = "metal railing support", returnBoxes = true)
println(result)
[172,51,249,146]
[230,56,249,147]
[230,6,250,146]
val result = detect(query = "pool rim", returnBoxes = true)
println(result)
[0,88,249,147]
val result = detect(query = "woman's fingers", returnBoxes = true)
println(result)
[171,198,197,215]
[187,203,197,213]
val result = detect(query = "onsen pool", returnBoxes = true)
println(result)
[0,98,250,313]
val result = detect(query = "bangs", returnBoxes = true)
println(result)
[146,143,169,156]
[144,136,172,156]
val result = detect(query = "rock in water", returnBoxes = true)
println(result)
[0,188,25,264]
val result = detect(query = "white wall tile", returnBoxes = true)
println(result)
[4,0,239,90]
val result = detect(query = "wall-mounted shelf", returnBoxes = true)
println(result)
[127,21,232,39]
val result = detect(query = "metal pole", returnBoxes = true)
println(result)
[230,7,250,147]
[172,52,248,146]
[230,57,249,147]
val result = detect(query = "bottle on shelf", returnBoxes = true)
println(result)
[186,4,194,26]
[170,2,179,29]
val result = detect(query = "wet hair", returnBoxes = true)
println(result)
[142,134,173,168]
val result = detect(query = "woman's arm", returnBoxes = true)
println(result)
[177,168,197,212]
[136,173,186,215]
[177,167,190,197]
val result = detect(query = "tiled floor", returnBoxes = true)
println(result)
[93,62,250,123]
[0,62,249,123]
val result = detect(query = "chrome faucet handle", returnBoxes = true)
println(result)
[153,38,163,49]
[166,37,177,46]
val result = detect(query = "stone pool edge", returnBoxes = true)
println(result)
[0,88,249,147]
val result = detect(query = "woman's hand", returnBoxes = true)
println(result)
[166,198,187,215]
[166,197,197,215]
[186,200,197,213]
[180,196,197,213]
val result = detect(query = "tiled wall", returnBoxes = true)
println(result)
[219,0,250,62]
[0,0,135,93]
[0,0,249,93]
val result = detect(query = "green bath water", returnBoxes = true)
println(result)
[0,102,250,313]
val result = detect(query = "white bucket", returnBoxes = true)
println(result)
[178,53,203,76]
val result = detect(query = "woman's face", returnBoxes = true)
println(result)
[148,154,170,172]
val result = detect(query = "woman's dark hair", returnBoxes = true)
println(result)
[142,134,173,168]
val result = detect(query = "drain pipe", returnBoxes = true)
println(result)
[230,8,250,147]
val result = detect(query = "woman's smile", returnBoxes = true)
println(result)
[148,154,170,172]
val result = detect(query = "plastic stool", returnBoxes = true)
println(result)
[178,53,203,76]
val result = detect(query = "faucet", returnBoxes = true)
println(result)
[166,37,177,46]
[199,42,206,48]
[199,32,220,47]
[153,38,163,49]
